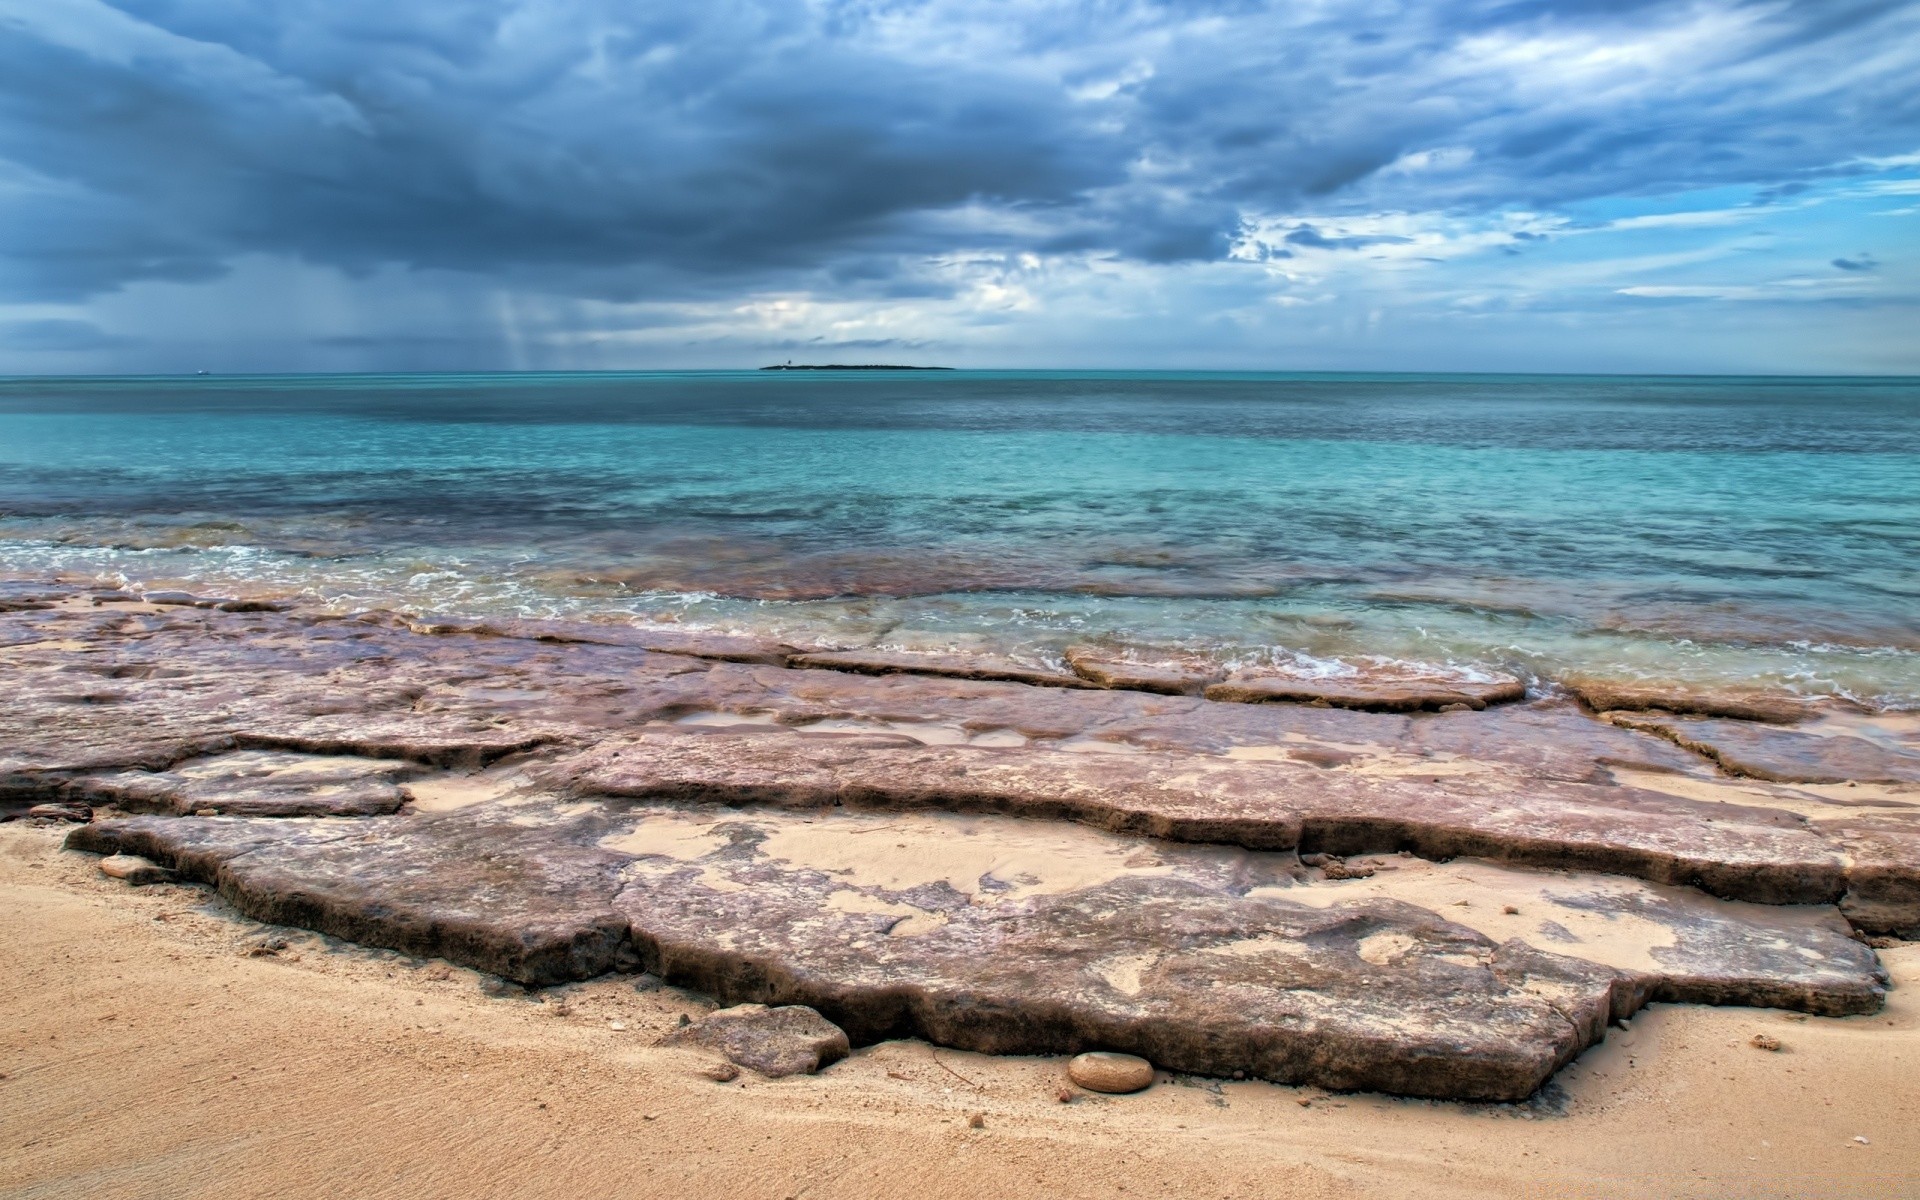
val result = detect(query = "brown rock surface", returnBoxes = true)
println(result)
[660,1004,850,1077]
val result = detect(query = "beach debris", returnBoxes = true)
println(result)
[97,853,172,886]
[661,1004,850,1078]
[1068,1052,1155,1094]
[246,936,289,957]
[1854,1136,1870,1145]
[1749,1033,1783,1052]
[698,1060,741,1083]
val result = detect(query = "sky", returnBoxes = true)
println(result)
[0,0,1917,375]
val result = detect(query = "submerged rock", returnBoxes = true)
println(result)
[1064,648,1220,695]
[661,1004,850,1077]
[790,649,1095,690]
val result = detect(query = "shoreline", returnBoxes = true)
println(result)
[3,574,1919,1179]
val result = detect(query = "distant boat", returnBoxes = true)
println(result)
[759,364,952,371]
[194,369,210,375]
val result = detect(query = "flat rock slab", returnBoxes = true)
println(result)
[0,593,1703,790]
[661,1004,850,1077]
[70,751,414,817]
[550,728,1867,912]
[1206,673,1527,712]
[1565,678,1812,724]
[1616,715,1920,785]
[66,797,1885,1101]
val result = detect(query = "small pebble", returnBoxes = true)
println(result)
[700,1061,741,1083]
[1854,1136,1870,1145]
[1502,906,1520,915]
[1067,1052,1155,1094]
[1750,1034,1782,1052]
[968,1113,985,1129]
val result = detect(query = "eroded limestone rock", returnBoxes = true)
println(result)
[65,794,1886,1101]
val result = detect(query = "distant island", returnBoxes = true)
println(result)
[759,364,953,371]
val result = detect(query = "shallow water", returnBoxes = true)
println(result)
[1,370,1916,704]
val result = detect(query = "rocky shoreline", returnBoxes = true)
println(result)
[6,578,1918,1103]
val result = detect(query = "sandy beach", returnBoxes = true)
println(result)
[4,819,1916,1199]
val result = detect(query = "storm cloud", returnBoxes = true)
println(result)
[1,0,1917,370]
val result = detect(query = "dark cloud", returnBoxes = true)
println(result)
[0,0,1916,304]
[0,317,133,351]
[1832,253,1879,271]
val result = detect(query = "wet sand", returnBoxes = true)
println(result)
[4,821,1915,1200]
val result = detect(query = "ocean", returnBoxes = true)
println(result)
[2,370,1916,707]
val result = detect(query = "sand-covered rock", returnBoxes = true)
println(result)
[98,853,173,885]
[661,1004,850,1077]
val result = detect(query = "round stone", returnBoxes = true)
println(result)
[1067,1051,1155,1094]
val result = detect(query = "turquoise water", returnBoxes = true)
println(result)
[1,370,1917,705]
